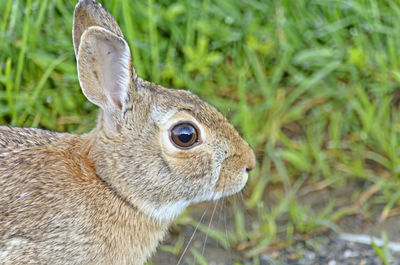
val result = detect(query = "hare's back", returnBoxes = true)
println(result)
[0,126,67,152]
[0,128,111,264]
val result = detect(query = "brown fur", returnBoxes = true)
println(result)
[0,0,256,264]
[0,129,167,264]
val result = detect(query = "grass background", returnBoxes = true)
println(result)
[1,0,400,263]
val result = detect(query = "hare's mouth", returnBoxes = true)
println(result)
[212,169,248,200]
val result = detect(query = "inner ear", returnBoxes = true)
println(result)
[77,26,131,112]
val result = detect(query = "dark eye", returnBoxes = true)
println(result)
[169,122,199,149]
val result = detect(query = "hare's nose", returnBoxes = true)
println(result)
[245,167,253,174]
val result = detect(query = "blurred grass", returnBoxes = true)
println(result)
[2,0,400,263]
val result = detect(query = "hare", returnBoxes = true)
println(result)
[0,0,256,264]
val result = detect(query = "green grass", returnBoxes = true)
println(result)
[2,0,400,263]
[371,232,392,265]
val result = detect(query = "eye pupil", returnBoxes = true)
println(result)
[178,132,192,143]
[170,123,199,148]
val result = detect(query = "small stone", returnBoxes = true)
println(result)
[358,260,367,265]
[307,252,316,260]
[328,260,336,265]
[344,249,358,258]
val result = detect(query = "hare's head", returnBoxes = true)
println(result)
[74,0,256,222]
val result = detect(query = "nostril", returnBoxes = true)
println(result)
[245,167,253,174]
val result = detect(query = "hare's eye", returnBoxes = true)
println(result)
[169,122,199,149]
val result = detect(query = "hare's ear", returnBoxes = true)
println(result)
[77,26,131,112]
[73,0,124,56]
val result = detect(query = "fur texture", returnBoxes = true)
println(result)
[0,0,256,264]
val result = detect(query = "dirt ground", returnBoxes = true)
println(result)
[150,186,400,265]
[151,218,400,265]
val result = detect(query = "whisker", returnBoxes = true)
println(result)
[222,197,234,263]
[176,204,210,265]
[234,190,245,206]
[215,199,223,239]
[200,200,218,257]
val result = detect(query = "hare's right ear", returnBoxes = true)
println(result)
[73,0,134,119]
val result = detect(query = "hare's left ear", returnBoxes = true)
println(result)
[73,0,134,116]
[77,26,131,113]
[73,0,124,56]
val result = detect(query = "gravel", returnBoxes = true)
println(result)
[254,233,400,265]
[152,232,400,265]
